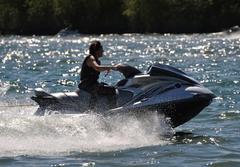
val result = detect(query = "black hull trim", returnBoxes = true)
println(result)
[156,96,212,127]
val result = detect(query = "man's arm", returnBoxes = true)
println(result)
[86,56,117,72]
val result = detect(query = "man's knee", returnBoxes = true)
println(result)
[97,85,116,95]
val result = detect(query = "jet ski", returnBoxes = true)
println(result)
[31,64,215,128]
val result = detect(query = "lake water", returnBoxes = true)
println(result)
[0,33,239,166]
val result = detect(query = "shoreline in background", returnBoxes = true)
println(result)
[0,26,239,37]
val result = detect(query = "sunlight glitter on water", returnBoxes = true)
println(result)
[0,33,239,166]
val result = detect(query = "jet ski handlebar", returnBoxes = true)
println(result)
[116,64,142,78]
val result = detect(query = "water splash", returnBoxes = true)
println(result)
[0,106,172,156]
[0,82,10,96]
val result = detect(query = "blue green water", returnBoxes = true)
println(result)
[0,33,239,166]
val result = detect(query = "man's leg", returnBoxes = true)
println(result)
[96,84,117,108]
[78,84,98,109]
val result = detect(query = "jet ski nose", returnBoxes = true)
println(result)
[208,92,216,99]
[186,86,216,103]
[194,93,215,103]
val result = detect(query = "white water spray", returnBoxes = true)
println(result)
[0,82,10,96]
[0,103,173,156]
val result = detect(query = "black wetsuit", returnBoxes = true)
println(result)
[78,55,116,96]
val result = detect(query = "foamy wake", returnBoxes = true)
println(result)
[0,106,173,156]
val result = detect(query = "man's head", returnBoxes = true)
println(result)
[89,41,103,58]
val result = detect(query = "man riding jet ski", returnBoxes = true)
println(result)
[78,41,121,108]
[31,62,215,128]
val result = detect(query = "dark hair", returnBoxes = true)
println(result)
[89,41,102,55]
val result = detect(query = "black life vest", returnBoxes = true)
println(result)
[80,55,101,86]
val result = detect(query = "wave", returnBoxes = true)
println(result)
[56,27,80,37]
[210,25,240,39]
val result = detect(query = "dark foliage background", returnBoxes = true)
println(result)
[0,0,239,35]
